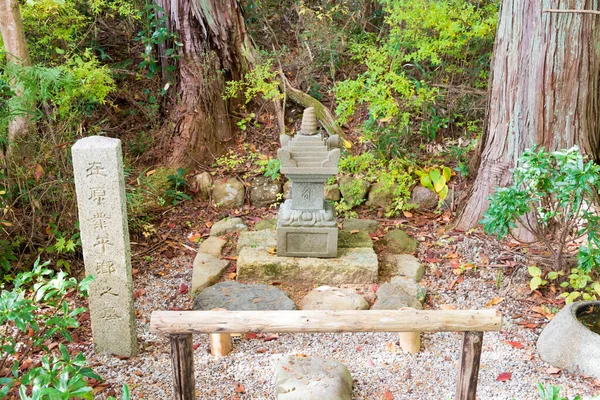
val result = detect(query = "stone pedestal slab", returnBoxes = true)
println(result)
[237,247,378,284]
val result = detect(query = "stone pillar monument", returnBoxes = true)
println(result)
[277,108,341,258]
[72,136,137,356]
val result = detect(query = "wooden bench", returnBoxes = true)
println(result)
[150,309,502,400]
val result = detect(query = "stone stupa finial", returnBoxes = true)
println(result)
[300,107,318,136]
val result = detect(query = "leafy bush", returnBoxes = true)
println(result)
[536,383,600,400]
[528,265,600,304]
[482,147,600,272]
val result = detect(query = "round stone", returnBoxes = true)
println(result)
[193,281,297,311]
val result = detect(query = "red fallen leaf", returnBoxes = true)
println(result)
[356,345,362,351]
[424,257,442,263]
[546,367,561,375]
[245,333,257,339]
[20,358,33,371]
[193,343,201,350]
[168,222,176,229]
[234,383,245,393]
[132,268,140,276]
[496,372,512,381]
[33,164,44,182]
[382,390,394,400]
[114,355,130,360]
[179,283,189,294]
[372,285,379,293]
[264,334,279,342]
[368,359,375,367]
[256,348,267,353]
[506,341,524,349]
[133,288,146,299]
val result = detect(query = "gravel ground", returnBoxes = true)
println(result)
[86,233,600,400]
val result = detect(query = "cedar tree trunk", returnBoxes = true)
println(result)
[157,0,254,167]
[0,0,34,167]
[456,0,600,233]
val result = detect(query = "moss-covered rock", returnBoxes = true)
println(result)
[383,230,418,253]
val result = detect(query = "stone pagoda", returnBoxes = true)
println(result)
[277,107,341,257]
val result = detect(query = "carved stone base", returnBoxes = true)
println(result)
[277,226,338,258]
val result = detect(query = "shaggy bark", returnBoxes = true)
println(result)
[157,0,254,167]
[0,0,34,167]
[456,0,600,234]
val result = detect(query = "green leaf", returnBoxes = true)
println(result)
[442,166,452,182]
[566,291,581,304]
[530,276,542,291]
[420,174,432,190]
[528,266,542,277]
[438,185,448,200]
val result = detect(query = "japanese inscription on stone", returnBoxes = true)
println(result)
[72,136,137,356]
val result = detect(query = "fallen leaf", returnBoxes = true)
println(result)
[439,304,457,310]
[382,390,394,400]
[168,222,176,229]
[187,232,202,242]
[193,343,201,350]
[385,342,398,353]
[145,169,156,176]
[546,367,561,375]
[403,211,413,218]
[264,334,279,342]
[229,272,237,280]
[486,297,504,307]
[234,383,245,393]
[132,268,140,276]
[33,164,44,182]
[245,333,257,339]
[205,221,213,228]
[424,257,442,263]
[480,253,490,265]
[267,247,277,255]
[372,285,379,293]
[179,284,188,294]
[496,372,512,381]
[506,341,524,349]
[256,348,267,353]
[368,359,375,367]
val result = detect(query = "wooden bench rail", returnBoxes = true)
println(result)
[149,309,502,400]
[150,309,502,335]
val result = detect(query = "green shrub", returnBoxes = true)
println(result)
[482,146,600,272]
[536,383,600,400]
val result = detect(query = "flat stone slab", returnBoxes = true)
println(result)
[275,355,352,400]
[237,230,277,254]
[210,217,248,236]
[301,286,369,310]
[338,230,373,248]
[255,219,277,231]
[198,236,227,258]
[385,254,424,282]
[193,281,296,311]
[191,253,229,294]
[343,219,381,233]
[237,247,378,285]
[383,230,417,253]
[372,283,422,310]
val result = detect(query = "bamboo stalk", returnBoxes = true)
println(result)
[151,309,502,335]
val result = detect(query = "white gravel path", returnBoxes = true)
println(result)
[86,234,600,400]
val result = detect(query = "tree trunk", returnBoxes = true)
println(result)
[456,0,600,233]
[158,0,254,167]
[0,0,34,167]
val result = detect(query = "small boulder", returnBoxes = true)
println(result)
[275,356,352,400]
[237,230,277,253]
[193,281,297,310]
[325,184,341,201]
[283,181,292,200]
[191,253,229,294]
[338,230,373,248]
[372,283,422,310]
[146,167,179,194]
[343,219,381,234]
[212,177,245,208]
[383,230,418,253]
[210,217,248,237]
[339,176,370,206]
[255,219,277,231]
[410,186,438,209]
[250,176,282,208]
[194,172,213,201]
[198,236,227,258]
[385,254,424,282]
[366,181,394,208]
[301,286,369,310]
[390,275,427,303]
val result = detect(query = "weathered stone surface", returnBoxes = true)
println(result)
[277,226,338,258]
[410,186,438,209]
[275,356,352,400]
[210,217,248,237]
[385,254,424,282]
[324,184,341,201]
[343,219,381,234]
[198,236,227,258]
[372,283,422,310]
[339,176,370,206]
[383,230,418,253]
[366,181,394,208]
[250,176,282,207]
[237,230,277,253]
[194,172,213,201]
[72,136,137,356]
[283,181,292,200]
[191,253,229,294]
[338,230,373,248]
[255,219,277,231]
[390,275,427,303]
[537,301,600,379]
[193,281,296,311]
[237,247,378,284]
[212,177,245,208]
[301,286,369,310]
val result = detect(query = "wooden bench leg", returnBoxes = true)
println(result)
[455,331,483,400]
[210,333,233,356]
[399,332,421,354]
[169,334,195,400]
